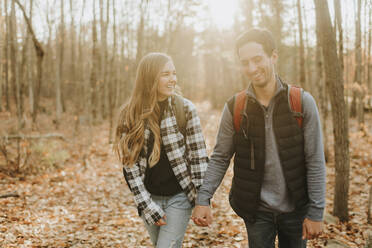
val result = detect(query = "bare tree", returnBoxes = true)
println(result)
[99,0,110,119]
[55,0,65,129]
[1,0,8,111]
[368,3,372,92]
[9,0,21,127]
[69,0,76,86]
[74,0,86,134]
[292,21,298,84]
[14,0,44,125]
[354,0,364,125]
[350,0,364,124]
[303,5,313,91]
[108,0,117,143]
[314,0,350,221]
[89,0,99,122]
[0,2,3,112]
[240,0,254,29]
[297,0,306,90]
[27,0,34,115]
[334,0,344,72]
[314,8,330,162]
[136,0,147,64]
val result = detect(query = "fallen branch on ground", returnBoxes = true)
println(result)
[2,133,66,141]
[0,192,20,198]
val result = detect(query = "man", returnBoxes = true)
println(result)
[192,28,326,248]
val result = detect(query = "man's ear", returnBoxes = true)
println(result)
[271,50,278,64]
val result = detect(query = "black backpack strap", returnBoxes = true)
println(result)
[172,94,186,136]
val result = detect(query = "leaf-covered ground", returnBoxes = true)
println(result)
[0,102,371,247]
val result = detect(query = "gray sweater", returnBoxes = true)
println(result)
[196,81,326,221]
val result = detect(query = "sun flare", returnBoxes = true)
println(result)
[207,0,238,29]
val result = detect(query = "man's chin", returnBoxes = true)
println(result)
[251,80,268,88]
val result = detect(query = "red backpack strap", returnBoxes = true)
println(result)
[233,90,247,132]
[289,85,303,128]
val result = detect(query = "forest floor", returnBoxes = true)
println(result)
[0,100,371,248]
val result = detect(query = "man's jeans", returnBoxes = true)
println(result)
[244,209,307,248]
[141,192,192,248]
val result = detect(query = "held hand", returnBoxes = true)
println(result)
[302,218,323,240]
[191,205,212,227]
[155,215,167,226]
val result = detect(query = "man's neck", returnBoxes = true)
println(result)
[253,77,277,107]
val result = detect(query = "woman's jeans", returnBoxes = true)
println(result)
[244,209,307,248]
[141,192,192,248]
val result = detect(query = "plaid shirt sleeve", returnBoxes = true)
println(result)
[123,158,165,225]
[184,99,209,189]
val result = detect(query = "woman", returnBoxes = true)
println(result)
[113,52,208,247]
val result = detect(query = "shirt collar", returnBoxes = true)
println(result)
[246,75,285,100]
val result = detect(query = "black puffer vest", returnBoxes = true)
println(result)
[227,83,309,222]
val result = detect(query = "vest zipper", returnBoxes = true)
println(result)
[250,141,255,170]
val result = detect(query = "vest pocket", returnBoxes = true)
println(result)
[234,156,256,171]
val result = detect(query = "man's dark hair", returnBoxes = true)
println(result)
[235,28,276,57]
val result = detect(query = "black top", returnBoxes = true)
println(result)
[144,99,183,196]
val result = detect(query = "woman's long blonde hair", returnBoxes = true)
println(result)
[113,53,172,168]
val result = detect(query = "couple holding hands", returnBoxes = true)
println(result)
[114,28,326,248]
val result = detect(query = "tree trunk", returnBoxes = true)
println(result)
[292,24,298,84]
[55,0,65,129]
[368,3,372,93]
[297,0,306,90]
[350,0,364,123]
[99,0,109,120]
[69,0,76,88]
[108,0,117,143]
[44,1,53,98]
[75,0,86,134]
[303,5,312,92]
[135,0,146,65]
[334,0,344,72]
[354,0,364,126]
[27,0,34,115]
[315,15,330,162]
[314,0,350,222]
[10,0,21,128]
[4,0,10,111]
[0,1,3,112]
[14,0,43,125]
[272,0,284,76]
[2,0,10,111]
[89,0,99,123]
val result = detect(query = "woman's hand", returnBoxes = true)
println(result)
[191,205,212,227]
[155,215,167,226]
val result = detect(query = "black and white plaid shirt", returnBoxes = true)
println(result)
[122,96,208,224]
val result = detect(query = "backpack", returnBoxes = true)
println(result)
[233,85,303,132]
[172,94,187,136]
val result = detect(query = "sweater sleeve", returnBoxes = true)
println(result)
[302,91,326,221]
[196,104,235,205]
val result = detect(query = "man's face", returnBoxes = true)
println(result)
[238,42,277,88]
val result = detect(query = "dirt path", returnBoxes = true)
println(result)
[0,102,370,247]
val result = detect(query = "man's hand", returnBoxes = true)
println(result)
[302,218,323,240]
[155,215,167,226]
[191,205,212,227]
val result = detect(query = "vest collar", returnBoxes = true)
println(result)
[246,75,286,101]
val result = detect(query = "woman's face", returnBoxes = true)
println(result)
[157,60,177,101]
